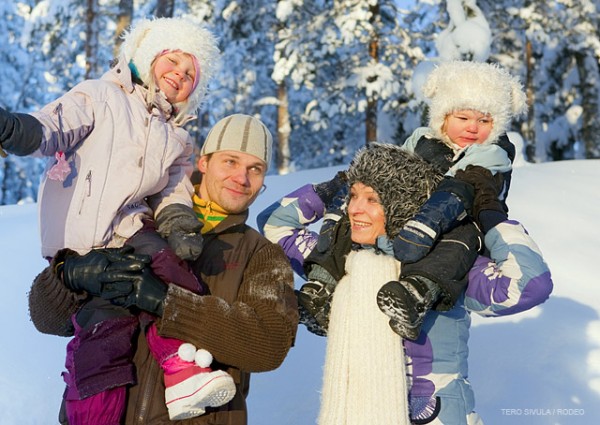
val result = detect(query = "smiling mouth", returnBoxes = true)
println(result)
[163,77,179,90]
[225,186,250,197]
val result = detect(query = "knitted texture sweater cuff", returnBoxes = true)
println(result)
[28,249,86,336]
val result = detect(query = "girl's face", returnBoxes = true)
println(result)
[347,182,386,245]
[153,51,196,104]
[442,109,493,148]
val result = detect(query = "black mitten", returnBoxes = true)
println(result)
[0,107,43,157]
[313,171,348,206]
[313,171,348,254]
[156,204,204,261]
[100,268,168,316]
[61,246,150,295]
[455,165,508,232]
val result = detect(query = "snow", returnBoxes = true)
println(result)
[2,154,599,424]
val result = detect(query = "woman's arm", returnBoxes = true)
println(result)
[257,184,325,277]
[465,220,553,316]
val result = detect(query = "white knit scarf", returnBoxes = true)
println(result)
[318,250,411,425]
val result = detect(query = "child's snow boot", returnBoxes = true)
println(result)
[376,276,441,340]
[164,345,236,420]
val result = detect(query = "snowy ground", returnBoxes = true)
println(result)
[1,156,599,425]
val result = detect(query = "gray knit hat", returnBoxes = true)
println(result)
[423,60,527,145]
[200,114,273,169]
[346,142,442,238]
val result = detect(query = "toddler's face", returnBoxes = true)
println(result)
[443,109,493,147]
[153,51,196,104]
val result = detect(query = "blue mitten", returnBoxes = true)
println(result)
[393,189,467,263]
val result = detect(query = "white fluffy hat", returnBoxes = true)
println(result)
[423,61,527,144]
[120,17,220,115]
[201,114,273,169]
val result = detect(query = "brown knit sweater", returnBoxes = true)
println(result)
[28,214,299,424]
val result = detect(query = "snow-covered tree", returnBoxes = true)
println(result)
[482,0,600,160]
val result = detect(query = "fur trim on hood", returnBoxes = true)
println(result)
[423,61,527,145]
[346,142,442,239]
[120,17,220,117]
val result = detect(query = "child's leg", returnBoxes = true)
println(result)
[377,222,482,340]
[63,298,138,425]
[64,387,126,425]
[145,324,236,420]
[126,220,204,294]
[401,221,482,310]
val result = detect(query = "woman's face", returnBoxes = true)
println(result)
[442,109,493,147]
[347,182,386,245]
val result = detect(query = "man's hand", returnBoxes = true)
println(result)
[99,268,169,316]
[156,204,204,261]
[61,246,150,296]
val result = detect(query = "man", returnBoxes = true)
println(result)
[28,114,299,424]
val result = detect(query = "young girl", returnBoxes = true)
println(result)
[262,60,528,340]
[0,17,235,422]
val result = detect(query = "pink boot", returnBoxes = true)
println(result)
[163,344,236,420]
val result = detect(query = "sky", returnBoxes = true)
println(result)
[1,137,599,425]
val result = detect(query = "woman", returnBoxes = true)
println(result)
[258,142,553,424]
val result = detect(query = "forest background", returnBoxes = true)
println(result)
[1,0,599,205]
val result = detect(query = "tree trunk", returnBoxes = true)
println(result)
[365,3,379,145]
[277,82,291,175]
[155,0,175,18]
[85,0,99,79]
[523,38,535,161]
[114,0,133,57]
[575,52,600,159]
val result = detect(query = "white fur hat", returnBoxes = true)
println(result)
[423,61,527,144]
[201,114,273,169]
[120,17,220,115]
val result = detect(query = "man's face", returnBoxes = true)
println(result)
[197,151,267,214]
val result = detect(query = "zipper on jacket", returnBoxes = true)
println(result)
[78,171,92,214]
[134,357,160,423]
[53,103,65,152]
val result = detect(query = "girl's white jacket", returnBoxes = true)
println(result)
[32,55,194,258]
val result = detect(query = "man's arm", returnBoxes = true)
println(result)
[28,250,85,337]
[158,242,299,372]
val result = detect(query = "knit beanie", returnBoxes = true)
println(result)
[346,142,442,238]
[200,114,273,169]
[120,17,220,116]
[423,61,527,145]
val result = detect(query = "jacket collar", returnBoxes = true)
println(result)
[102,54,179,120]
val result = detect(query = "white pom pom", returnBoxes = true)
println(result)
[178,343,197,362]
[195,349,213,368]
